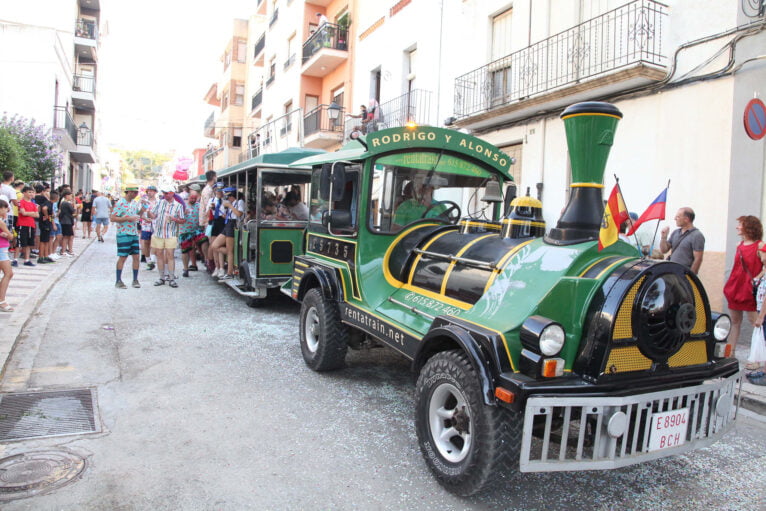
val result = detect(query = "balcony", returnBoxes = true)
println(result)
[346,90,434,140]
[72,74,96,110]
[250,89,263,117]
[204,112,215,137]
[71,125,95,163]
[266,75,275,87]
[256,0,266,15]
[304,104,345,149]
[203,146,224,171]
[301,23,348,77]
[453,0,668,129]
[53,107,77,150]
[74,18,98,61]
[283,54,296,70]
[253,34,265,66]
[269,8,278,27]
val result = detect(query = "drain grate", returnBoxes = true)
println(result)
[0,450,86,501]
[0,388,99,442]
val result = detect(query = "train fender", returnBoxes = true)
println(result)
[296,265,343,303]
[415,324,497,405]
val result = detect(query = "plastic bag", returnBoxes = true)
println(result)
[748,326,766,363]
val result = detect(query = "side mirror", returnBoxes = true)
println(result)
[331,163,346,202]
[327,210,351,229]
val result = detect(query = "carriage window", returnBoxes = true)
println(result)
[368,152,496,234]
[258,171,312,223]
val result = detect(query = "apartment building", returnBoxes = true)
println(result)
[353,0,766,309]
[0,0,101,191]
[203,0,355,171]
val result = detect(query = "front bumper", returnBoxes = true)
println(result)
[519,370,742,472]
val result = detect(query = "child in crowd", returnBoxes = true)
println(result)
[0,199,14,311]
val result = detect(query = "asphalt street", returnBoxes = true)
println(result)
[1,235,765,510]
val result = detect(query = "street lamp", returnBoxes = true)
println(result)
[327,102,341,121]
[78,122,91,146]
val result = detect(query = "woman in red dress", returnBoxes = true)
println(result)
[723,215,764,355]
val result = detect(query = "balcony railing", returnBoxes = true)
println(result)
[251,89,263,112]
[454,0,667,118]
[77,128,93,147]
[283,54,296,70]
[304,104,345,138]
[204,112,215,134]
[302,23,348,63]
[269,8,278,27]
[73,74,96,94]
[53,106,77,143]
[266,75,275,87]
[75,19,97,39]
[247,108,304,158]
[254,34,265,59]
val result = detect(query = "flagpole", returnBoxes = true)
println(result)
[614,174,642,256]
[648,179,671,258]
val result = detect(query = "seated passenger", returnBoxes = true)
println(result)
[283,191,309,221]
[393,183,446,226]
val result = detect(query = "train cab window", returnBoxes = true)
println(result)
[369,151,499,234]
[309,165,360,234]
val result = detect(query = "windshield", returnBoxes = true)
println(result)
[368,151,502,234]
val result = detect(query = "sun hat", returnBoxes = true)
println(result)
[124,185,139,192]
[214,181,225,189]
[223,187,237,193]
[160,186,175,194]
[189,184,201,191]
[147,185,158,191]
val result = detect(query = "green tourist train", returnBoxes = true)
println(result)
[214,102,742,496]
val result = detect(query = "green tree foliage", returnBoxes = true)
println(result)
[0,127,26,177]
[0,114,63,182]
[115,149,172,185]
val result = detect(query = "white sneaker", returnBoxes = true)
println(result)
[49,253,61,261]
[213,269,223,278]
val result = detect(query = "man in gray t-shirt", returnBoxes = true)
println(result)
[92,191,112,242]
[660,207,705,274]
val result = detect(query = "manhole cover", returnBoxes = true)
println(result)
[0,388,99,442]
[0,450,86,501]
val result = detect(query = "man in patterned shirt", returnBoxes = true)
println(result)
[110,185,142,289]
[147,187,185,288]
[179,188,203,278]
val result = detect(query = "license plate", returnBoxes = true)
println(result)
[648,408,689,451]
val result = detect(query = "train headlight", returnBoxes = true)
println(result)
[521,316,566,356]
[712,313,731,341]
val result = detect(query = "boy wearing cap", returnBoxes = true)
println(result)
[111,186,143,288]
[140,185,158,269]
[146,187,185,288]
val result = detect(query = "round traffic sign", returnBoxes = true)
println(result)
[744,98,766,140]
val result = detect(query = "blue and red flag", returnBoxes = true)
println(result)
[627,187,667,236]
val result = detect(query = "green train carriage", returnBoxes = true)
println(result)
[284,102,741,496]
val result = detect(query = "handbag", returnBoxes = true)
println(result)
[737,248,759,300]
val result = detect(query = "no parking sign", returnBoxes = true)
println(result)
[744,98,766,140]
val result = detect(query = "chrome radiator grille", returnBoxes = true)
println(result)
[519,371,741,472]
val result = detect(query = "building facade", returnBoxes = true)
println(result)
[0,0,101,192]
[203,0,356,172]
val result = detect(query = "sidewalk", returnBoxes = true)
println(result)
[1,237,765,415]
[0,235,95,377]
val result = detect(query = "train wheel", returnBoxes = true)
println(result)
[299,288,349,371]
[415,349,521,496]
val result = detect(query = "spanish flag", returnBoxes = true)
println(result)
[598,184,629,251]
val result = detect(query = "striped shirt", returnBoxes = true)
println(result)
[113,198,140,236]
[151,198,185,238]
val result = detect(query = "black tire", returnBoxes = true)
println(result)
[299,288,349,371]
[415,349,521,496]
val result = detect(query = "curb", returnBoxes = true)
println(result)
[0,237,95,379]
